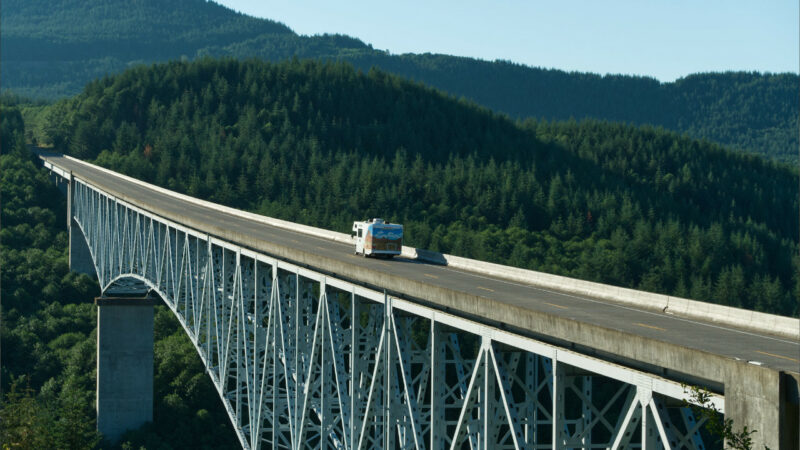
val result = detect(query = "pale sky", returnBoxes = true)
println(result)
[215,0,799,82]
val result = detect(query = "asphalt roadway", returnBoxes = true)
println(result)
[41,153,800,377]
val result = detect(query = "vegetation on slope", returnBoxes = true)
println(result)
[0,0,291,60]
[0,100,238,448]
[44,58,799,317]
[3,0,797,162]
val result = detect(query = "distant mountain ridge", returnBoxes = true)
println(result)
[2,0,797,162]
[1,0,292,59]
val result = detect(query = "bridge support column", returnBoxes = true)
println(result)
[784,373,800,450]
[95,296,159,442]
[724,365,799,450]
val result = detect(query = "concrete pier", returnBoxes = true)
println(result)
[95,296,159,442]
[724,364,799,449]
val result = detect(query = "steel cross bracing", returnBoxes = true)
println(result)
[71,177,723,450]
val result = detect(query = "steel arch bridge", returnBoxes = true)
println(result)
[69,174,720,450]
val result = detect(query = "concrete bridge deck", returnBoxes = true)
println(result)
[40,152,799,448]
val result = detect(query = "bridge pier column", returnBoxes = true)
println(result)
[95,295,159,443]
[785,373,800,450]
[724,364,799,450]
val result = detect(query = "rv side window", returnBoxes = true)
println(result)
[358,229,362,238]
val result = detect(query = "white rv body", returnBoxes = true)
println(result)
[352,218,403,257]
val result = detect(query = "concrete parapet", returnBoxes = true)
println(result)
[96,296,158,442]
[412,247,800,339]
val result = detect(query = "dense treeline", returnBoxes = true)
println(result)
[45,58,799,316]
[1,105,101,447]
[0,0,291,61]
[0,102,238,448]
[340,56,799,162]
[3,0,797,162]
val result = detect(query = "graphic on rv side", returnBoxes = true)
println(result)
[352,218,403,257]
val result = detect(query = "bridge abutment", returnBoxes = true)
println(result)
[95,296,158,442]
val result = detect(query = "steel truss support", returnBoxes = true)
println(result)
[68,178,722,449]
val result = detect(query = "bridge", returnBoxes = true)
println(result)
[39,152,798,449]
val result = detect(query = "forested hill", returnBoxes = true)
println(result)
[0,0,360,98]
[3,0,798,162]
[0,0,292,61]
[45,59,799,316]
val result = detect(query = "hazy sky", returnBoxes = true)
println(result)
[215,0,798,82]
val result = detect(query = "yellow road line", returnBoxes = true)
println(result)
[544,302,569,310]
[633,322,666,332]
[423,273,439,279]
[755,350,800,363]
[477,286,494,292]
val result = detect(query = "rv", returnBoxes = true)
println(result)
[352,218,403,257]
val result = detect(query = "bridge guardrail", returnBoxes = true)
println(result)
[57,154,800,341]
[406,248,799,340]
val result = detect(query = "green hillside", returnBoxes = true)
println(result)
[44,59,799,317]
[2,0,797,162]
[0,0,292,59]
